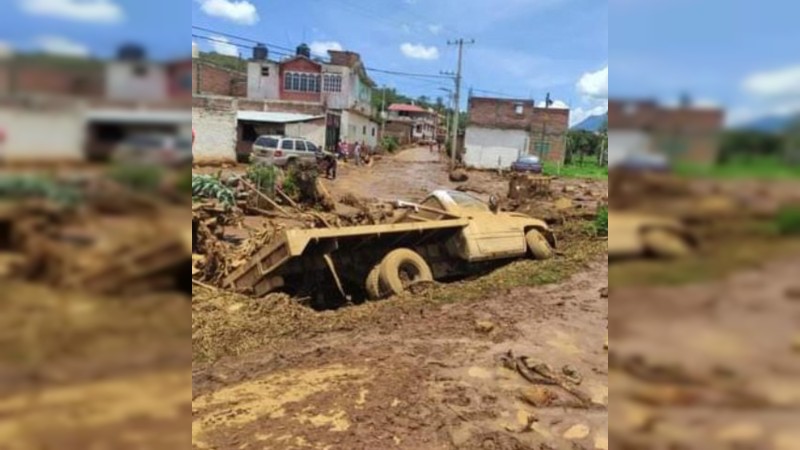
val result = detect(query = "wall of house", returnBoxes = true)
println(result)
[322,67,350,110]
[192,60,247,97]
[4,64,104,98]
[107,62,168,102]
[342,110,378,147]
[464,126,528,169]
[167,61,193,99]
[192,102,237,163]
[279,58,321,103]
[0,107,85,161]
[246,61,280,100]
[382,121,413,145]
[608,130,652,167]
[285,118,327,148]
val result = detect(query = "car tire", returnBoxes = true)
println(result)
[365,264,383,300]
[643,229,690,258]
[378,248,433,297]
[526,229,554,260]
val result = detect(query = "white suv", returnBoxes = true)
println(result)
[251,135,326,168]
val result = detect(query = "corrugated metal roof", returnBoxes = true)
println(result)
[237,111,325,123]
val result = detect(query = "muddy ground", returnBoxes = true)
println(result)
[192,146,609,450]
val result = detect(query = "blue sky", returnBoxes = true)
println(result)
[0,0,186,60]
[612,0,800,125]
[190,0,607,125]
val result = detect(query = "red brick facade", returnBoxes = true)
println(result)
[166,59,192,99]
[467,96,570,164]
[191,60,247,97]
[0,62,104,98]
[609,99,724,164]
[278,57,322,103]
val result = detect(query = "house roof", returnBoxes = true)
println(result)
[388,104,428,113]
[237,111,324,123]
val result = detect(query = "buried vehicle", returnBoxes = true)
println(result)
[224,190,556,304]
[608,211,696,259]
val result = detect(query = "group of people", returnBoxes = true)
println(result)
[320,139,371,180]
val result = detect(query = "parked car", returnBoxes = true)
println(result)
[113,134,192,167]
[251,135,330,168]
[616,152,671,172]
[511,155,543,174]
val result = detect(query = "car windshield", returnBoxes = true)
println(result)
[446,191,488,211]
[518,156,540,164]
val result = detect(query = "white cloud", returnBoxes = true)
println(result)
[742,65,800,98]
[197,0,259,25]
[35,35,90,57]
[209,36,238,57]
[309,41,343,57]
[577,66,608,99]
[537,99,569,109]
[20,0,123,24]
[400,43,439,60]
[428,24,443,35]
[570,104,607,127]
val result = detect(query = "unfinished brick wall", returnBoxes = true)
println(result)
[192,60,247,97]
[0,64,104,98]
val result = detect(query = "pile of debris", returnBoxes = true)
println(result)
[504,173,605,225]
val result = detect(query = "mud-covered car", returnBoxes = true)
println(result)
[225,190,557,304]
[609,211,696,259]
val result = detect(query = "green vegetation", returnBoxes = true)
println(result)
[192,174,236,208]
[594,206,608,237]
[675,156,800,180]
[197,51,246,72]
[281,171,299,198]
[543,163,607,179]
[108,165,164,192]
[776,206,800,235]
[380,136,400,153]
[177,170,193,195]
[0,175,81,206]
[246,164,279,197]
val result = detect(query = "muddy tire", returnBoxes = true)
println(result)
[365,264,383,300]
[643,229,690,258]
[378,248,433,297]
[526,229,554,260]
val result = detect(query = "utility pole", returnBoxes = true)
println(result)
[446,38,474,170]
[380,86,387,141]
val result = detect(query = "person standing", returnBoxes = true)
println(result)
[354,141,362,166]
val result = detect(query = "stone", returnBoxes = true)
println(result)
[563,424,590,440]
[449,169,469,182]
[475,320,495,333]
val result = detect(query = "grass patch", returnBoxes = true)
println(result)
[544,163,607,179]
[776,206,800,235]
[594,206,608,237]
[675,157,800,180]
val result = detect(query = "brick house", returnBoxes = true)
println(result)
[608,99,724,165]
[166,59,192,99]
[191,59,247,97]
[464,96,569,169]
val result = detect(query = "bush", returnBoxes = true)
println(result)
[380,136,400,153]
[594,206,608,237]
[776,206,800,235]
[192,174,236,208]
[177,169,192,195]
[108,164,164,192]
[246,164,279,197]
[0,175,81,206]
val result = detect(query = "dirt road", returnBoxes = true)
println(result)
[192,147,609,450]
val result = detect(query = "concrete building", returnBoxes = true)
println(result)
[464,96,569,169]
[386,104,438,142]
[608,99,724,166]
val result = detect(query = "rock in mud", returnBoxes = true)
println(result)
[475,320,495,334]
[449,169,469,182]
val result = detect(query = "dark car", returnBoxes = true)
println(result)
[510,155,543,174]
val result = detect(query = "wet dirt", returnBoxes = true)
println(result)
[192,146,610,449]
[610,254,800,449]
[0,282,191,450]
[192,261,608,450]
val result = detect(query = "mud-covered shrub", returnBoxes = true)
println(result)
[108,164,164,192]
[776,206,800,235]
[381,136,399,153]
[594,206,608,237]
[192,174,236,208]
[0,175,80,205]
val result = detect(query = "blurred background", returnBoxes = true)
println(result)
[0,1,190,449]
[609,0,800,448]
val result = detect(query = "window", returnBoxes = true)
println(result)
[261,66,270,76]
[514,103,524,115]
[256,137,279,148]
[281,139,294,150]
[307,142,319,153]
[291,73,301,91]
[300,74,308,92]
[295,140,307,151]
[284,73,292,91]
[284,72,321,92]
[363,125,367,135]
[371,127,375,137]
[323,73,342,92]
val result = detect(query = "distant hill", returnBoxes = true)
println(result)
[571,113,607,132]
[737,114,799,134]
